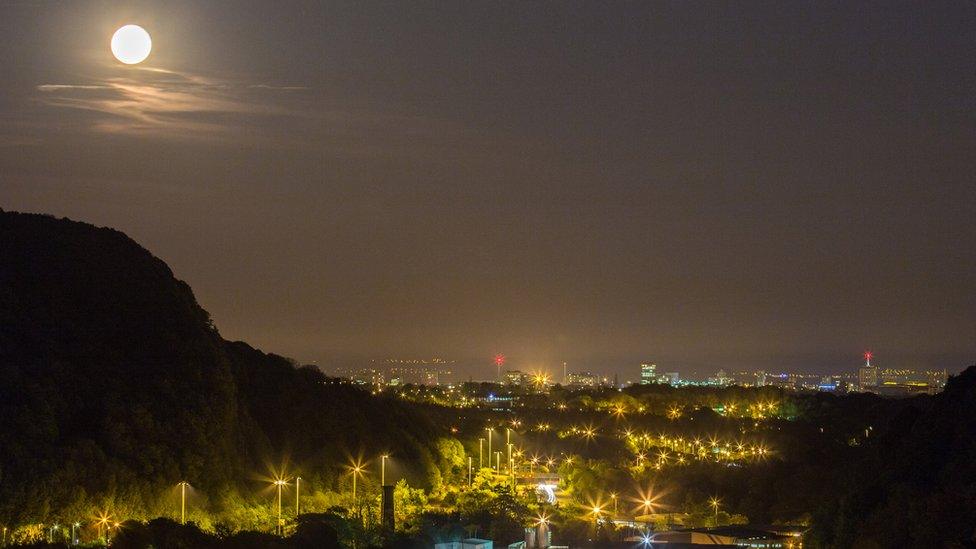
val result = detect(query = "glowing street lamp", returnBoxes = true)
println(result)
[468,456,473,486]
[352,468,361,501]
[95,513,111,541]
[381,454,389,486]
[495,451,501,472]
[709,497,721,522]
[273,479,288,535]
[610,493,617,517]
[508,444,515,476]
[72,522,80,545]
[178,481,190,525]
[506,430,512,470]
[534,513,550,527]
[479,438,485,469]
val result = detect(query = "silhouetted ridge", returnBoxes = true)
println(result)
[0,210,441,525]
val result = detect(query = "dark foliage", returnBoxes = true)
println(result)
[808,366,976,547]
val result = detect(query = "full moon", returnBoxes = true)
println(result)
[111,25,152,64]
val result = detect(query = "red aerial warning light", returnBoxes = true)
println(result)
[494,354,506,367]
[863,351,873,361]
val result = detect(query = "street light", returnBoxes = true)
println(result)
[509,444,515,475]
[610,493,617,517]
[348,462,366,503]
[72,522,80,545]
[295,477,302,517]
[479,438,484,469]
[709,497,721,523]
[468,456,473,486]
[505,427,512,469]
[510,451,517,489]
[95,513,111,541]
[381,455,389,486]
[273,479,288,535]
[591,505,602,526]
[178,481,189,525]
[486,427,493,466]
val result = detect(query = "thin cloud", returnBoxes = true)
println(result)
[31,67,470,158]
[248,84,309,91]
[37,84,112,91]
[35,68,305,139]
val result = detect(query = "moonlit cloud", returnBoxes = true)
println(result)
[37,84,113,91]
[35,68,302,138]
[31,67,463,157]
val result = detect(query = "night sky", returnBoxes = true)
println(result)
[1,1,973,377]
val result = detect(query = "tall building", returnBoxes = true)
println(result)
[858,351,878,392]
[640,362,657,385]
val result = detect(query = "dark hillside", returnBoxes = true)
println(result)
[0,210,441,526]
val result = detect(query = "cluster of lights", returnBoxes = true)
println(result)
[560,424,599,441]
[714,400,780,420]
[621,431,771,468]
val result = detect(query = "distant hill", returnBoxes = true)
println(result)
[0,210,442,525]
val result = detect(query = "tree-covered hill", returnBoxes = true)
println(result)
[810,364,976,547]
[0,210,443,528]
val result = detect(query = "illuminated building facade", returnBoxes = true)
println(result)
[877,368,948,395]
[640,362,657,385]
[566,372,599,387]
[504,370,528,386]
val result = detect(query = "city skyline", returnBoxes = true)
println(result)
[322,348,961,385]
